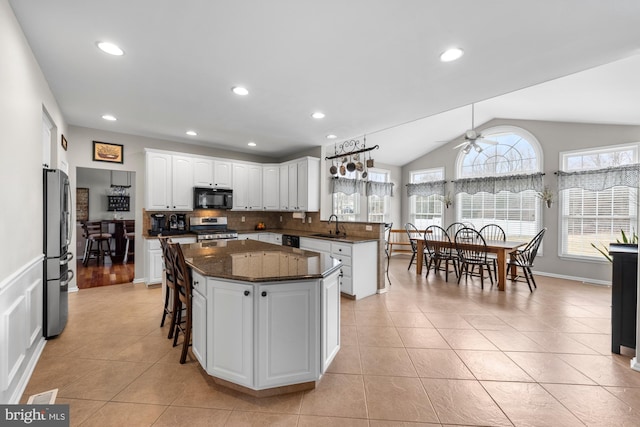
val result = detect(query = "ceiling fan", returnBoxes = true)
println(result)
[452,103,499,154]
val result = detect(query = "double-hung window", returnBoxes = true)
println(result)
[456,126,542,242]
[332,169,360,222]
[409,168,444,230]
[367,169,390,222]
[560,143,638,260]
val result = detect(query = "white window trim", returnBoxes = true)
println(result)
[409,167,445,229]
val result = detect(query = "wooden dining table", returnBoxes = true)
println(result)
[409,233,526,291]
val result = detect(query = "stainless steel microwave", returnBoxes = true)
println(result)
[194,187,233,210]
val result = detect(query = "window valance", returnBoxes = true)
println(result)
[330,177,363,195]
[366,181,394,197]
[453,173,543,195]
[406,180,445,197]
[557,164,640,192]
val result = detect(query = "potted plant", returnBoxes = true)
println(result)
[536,185,555,208]
[591,229,638,262]
[439,192,454,208]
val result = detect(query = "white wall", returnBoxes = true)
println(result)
[402,118,640,284]
[0,0,67,403]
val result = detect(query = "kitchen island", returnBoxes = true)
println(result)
[182,239,341,396]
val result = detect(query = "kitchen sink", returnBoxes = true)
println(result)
[311,233,345,239]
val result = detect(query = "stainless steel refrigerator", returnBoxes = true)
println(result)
[43,169,74,338]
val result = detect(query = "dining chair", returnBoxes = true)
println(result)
[423,225,459,282]
[384,222,393,284]
[454,227,494,289]
[479,224,506,280]
[82,221,112,266]
[446,222,468,238]
[508,228,546,292]
[170,242,193,364]
[404,223,421,270]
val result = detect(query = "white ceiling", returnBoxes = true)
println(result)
[9,0,640,166]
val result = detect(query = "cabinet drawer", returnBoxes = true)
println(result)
[331,243,352,257]
[333,254,352,267]
[340,265,352,278]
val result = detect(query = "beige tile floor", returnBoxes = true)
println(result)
[22,255,640,426]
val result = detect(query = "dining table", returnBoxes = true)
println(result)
[409,233,526,291]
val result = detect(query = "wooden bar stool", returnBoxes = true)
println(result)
[82,221,112,266]
[122,220,135,264]
[170,242,193,364]
[159,237,179,339]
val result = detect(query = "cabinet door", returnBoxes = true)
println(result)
[171,155,193,210]
[248,164,263,210]
[296,160,308,211]
[191,282,207,368]
[279,164,289,210]
[257,282,318,388]
[145,152,172,210]
[288,163,298,210]
[208,280,253,387]
[262,165,280,210]
[214,160,233,187]
[232,163,249,210]
[262,252,280,277]
[193,158,214,187]
[321,270,341,373]
[146,248,164,285]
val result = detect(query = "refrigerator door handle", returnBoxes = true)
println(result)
[60,252,74,265]
[62,269,75,287]
[65,180,73,247]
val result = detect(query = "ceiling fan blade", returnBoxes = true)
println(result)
[453,141,469,149]
[476,137,499,145]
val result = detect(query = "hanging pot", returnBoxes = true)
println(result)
[339,164,346,175]
[361,169,368,179]
[356,161,363,172]
[366,150,374,168]
[329,160,338,175]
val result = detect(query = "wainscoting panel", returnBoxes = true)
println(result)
[0,256,45,403]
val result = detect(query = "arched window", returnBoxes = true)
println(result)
[455,126,543,241]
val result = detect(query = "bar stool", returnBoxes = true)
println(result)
[159,237,179,339]
[82,221,112,266]
[170,242,193,364]
[122,220,135,264]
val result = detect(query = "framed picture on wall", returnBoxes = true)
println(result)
[61,134,68,151]
[93,141,123,164]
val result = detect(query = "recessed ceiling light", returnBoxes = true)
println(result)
[97,42,124,56]
[248,142,257,147]
[440,47,464,62]
[102,114,117,121]
[186,130,197,136]
[326,134,337,140]
[232,86,249,96]
[311,112,325,119]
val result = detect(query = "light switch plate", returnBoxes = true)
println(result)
[365,225,373,231]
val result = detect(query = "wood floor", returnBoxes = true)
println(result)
[75,258,135,289]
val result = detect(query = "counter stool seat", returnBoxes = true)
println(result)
[82,221,112,266]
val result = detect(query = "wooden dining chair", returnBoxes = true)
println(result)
[423,225,458,282]
[384,222,393,284]
[170,242,193,364]
[508,228,546,292]
[454,227,494,289]
[404,223,421,270]
[82,221,112,266]
[479,224,506,280]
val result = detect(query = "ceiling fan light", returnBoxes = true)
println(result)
[462,145,472,154]
[474,143,483,153]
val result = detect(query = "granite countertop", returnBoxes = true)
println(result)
[237,228,379,243]
[183,239,342,282]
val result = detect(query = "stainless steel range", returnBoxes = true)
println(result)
[190,216,238,241]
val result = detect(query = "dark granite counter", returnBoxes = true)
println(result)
[237,228,379,243]
[182,239,341,282]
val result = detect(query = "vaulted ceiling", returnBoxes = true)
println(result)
[10,0,640,165]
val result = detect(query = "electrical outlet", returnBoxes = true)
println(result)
[365,225,373,231]
[308,217,312,223]
[280,215,283,222]
[241,216,245,222]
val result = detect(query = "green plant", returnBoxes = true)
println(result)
[535,185,555,202]
[590,229,638,262]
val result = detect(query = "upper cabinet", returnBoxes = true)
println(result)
[146,151,193,211]
[262,165,280,210]
[282,157,319,211]
[194,158,233,188]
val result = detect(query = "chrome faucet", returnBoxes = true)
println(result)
[328,214,340,235]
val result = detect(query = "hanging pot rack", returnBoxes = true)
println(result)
[324,136,379,160]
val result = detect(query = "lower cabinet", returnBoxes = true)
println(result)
[144,236,196,285]
[195,276,324,390]
[321,269,341,373]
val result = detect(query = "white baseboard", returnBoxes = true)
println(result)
[133,278,146,284]
[9,338,45,404]
[534,271,610,286]
[631,357,640,372]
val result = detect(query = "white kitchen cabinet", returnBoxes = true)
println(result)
[300,237,377,300]
[257,281,318,388]
[191,271,207,368]
[193,158,214,187]
[145,150,193,210]
[248,164,263,209]
[282,157,320,211]
[207,280,254,387]
[232,163,249,210]
[279,164,289,210]
[262,165,280,210]
[321,269,341,373]
[214,160,233,188]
